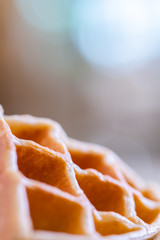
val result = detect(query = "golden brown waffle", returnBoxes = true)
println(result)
[0,106,160,240]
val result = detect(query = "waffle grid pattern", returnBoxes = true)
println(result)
[0,108,160,239]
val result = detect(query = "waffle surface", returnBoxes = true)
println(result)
[0,106,160,240]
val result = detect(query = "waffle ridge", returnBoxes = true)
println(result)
[0,108,160,240]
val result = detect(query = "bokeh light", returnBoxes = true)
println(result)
[15,0,72,33]
[71,0,160,69]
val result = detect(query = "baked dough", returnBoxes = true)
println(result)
[0,106,159,240]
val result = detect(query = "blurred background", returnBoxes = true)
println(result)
[0,0,160,181]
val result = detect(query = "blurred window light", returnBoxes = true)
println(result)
[71,0,160,69]
[15,0,72,33]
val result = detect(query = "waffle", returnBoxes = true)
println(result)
[0,106,160,240]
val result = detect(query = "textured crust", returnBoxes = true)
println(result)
[0,108,159,240]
